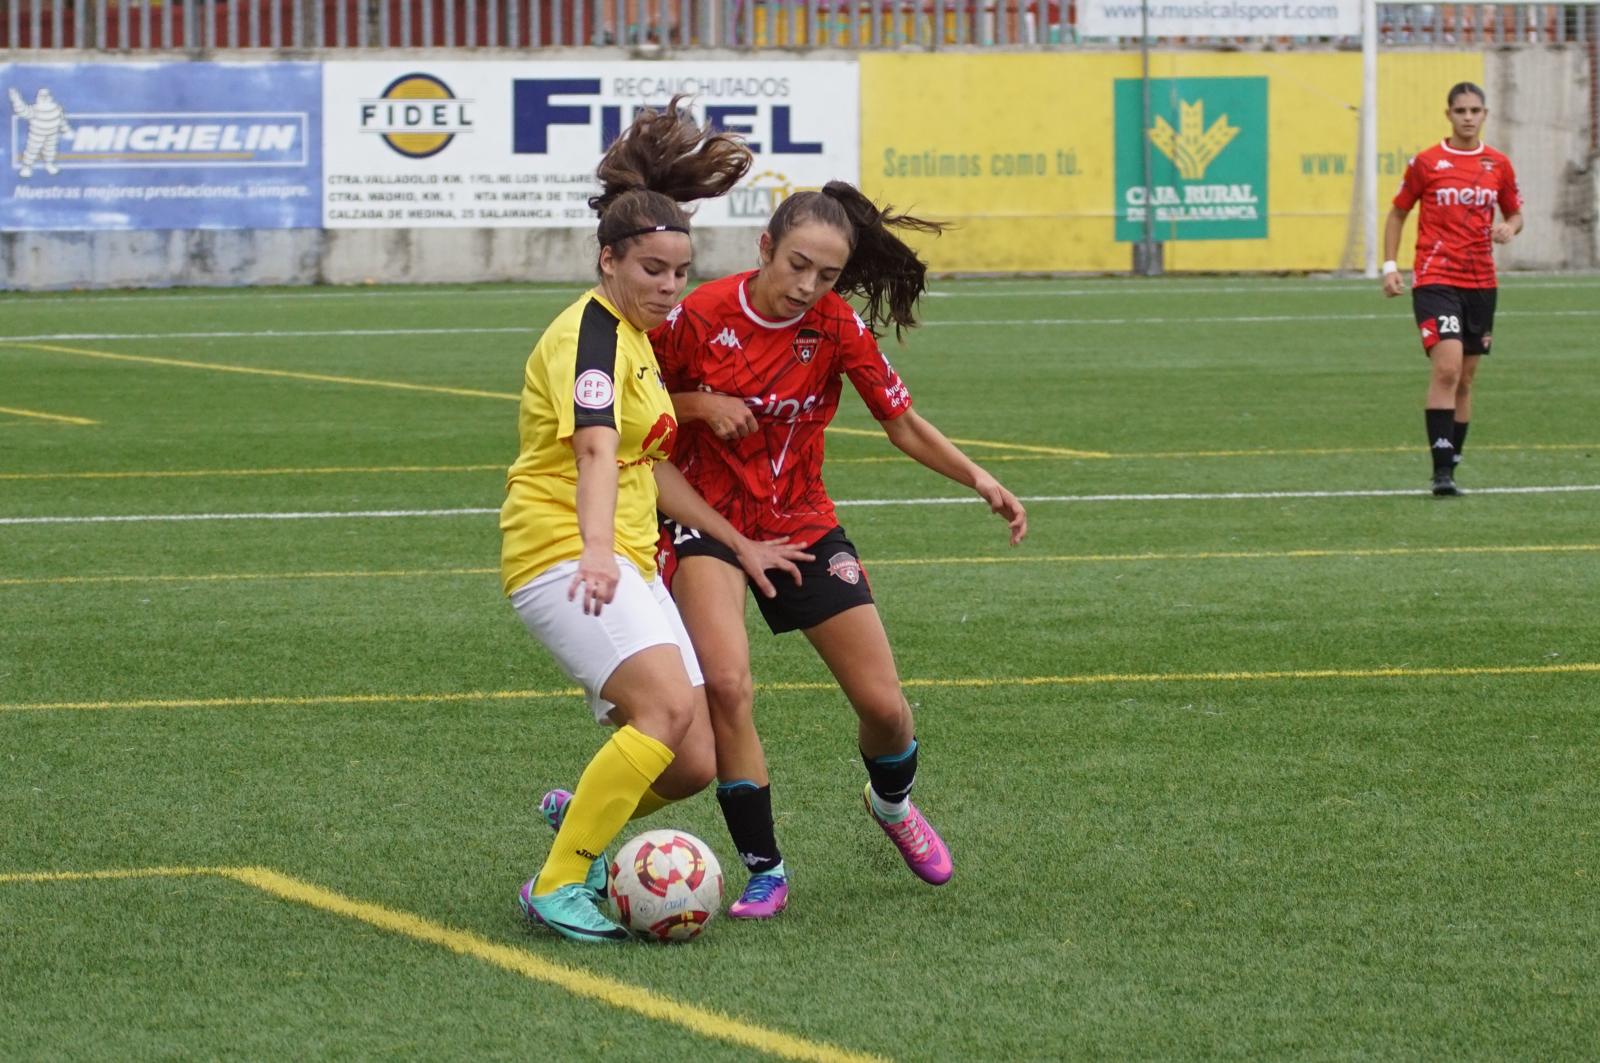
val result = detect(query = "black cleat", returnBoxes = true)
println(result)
[1431,472,1462,497]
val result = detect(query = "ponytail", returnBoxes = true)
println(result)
[765,180,945,339]
[590,95,752,255]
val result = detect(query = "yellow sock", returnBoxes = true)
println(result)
[629,786,674,821]
[534,725,673,894]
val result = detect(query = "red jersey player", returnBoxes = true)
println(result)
[649,181,1027,918]
[1382,81,1523,496]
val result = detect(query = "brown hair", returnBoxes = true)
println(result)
[589,95,752,257]
[1447,81,1486,107]
[765,180,945,339]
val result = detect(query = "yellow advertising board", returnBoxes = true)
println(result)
[859,51,1483,273]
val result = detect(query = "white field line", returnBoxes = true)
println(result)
[4,307,1593,345]
[5,483,1599,526]
[5,274,1591,306]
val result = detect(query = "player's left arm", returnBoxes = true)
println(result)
[1491,210,1523,244]
[879,410,1027,546]
[1492,160,1524,244]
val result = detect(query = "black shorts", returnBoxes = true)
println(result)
[658,521,874,635]
[1412,284,1498,356]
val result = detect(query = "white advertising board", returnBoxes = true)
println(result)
[1078,0,1360,39]
[322,62,859,228]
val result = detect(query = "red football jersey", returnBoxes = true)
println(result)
[649,271,913,546]
[1393,140,1523,289]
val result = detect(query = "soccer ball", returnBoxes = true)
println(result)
[608,829,723,942]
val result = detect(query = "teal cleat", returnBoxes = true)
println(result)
[519,880,629,943]
[539,788,610,901]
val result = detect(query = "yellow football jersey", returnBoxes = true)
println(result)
[500,291,678,594]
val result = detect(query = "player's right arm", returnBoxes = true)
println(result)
[671,390,758,441]
[569,425,621,615]
[1381,206,1410,297]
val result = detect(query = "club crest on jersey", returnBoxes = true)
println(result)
[1479,157,1496,171]
[793,328,821,365]
[827,551,862,585]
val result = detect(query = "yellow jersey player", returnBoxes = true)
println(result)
[504,99,810,942]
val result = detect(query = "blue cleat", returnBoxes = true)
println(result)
[519,880,629,943]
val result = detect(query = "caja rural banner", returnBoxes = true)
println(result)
[860,51,1482,272]
[322,62,858,228]
[0,62,321,232]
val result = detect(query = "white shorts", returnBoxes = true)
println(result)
[510,557,703,724]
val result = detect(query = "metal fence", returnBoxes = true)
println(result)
[1,0,1596,49]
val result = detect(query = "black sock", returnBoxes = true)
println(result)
[1426,408,1456,475]
[862,738,918,806]
[1452,420,1469,465]
[715,782,782,874]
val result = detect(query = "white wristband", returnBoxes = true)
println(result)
[1382,260,1399,275]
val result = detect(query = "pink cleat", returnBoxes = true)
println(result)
[864,785,953,885]
[728,870,789,919]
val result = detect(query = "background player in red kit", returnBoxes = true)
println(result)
[649,181,1028,918]
[1382,81,1523,496]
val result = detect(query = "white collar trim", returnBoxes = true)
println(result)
[738,277,805,330]
[1440,139,1485,156]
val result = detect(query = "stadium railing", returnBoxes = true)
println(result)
[1,0,1595,50]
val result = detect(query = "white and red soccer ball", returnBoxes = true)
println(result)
[608,829,723,942]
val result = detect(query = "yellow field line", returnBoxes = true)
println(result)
[0,865,884,1063]
[4,662,1596,714]
[826,424,1111,458]
[0,464,502,482]
[6,343,518,402]
[6,542,1597,589]
[0,405,98,426]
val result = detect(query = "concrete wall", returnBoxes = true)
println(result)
[1485,47,1597,272]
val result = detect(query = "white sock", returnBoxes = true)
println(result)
[869,788,910,823]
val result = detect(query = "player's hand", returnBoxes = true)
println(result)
[732,536,813,599]
[1381,270,1406,298]
[568,546,620,616]
[975,473,1028,546]
[1491,222,1517,244]
[702,394,759,441]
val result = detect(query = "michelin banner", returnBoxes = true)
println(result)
[1,62,321,232]
[323,62,858,228]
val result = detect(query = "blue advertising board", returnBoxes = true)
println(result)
[1,62,321,231]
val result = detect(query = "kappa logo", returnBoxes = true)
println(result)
[1419,317,1437,347]
[792,328,821,365]
[1434,158,1454,170]
[712,327,743,350]
[827,551,862,586]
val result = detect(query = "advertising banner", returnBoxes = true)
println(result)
[1114,75,1269,242]
[1,62,321,232]
[862,52,1475,272]
[1079,0,1360,39]
[322,62,859,228]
